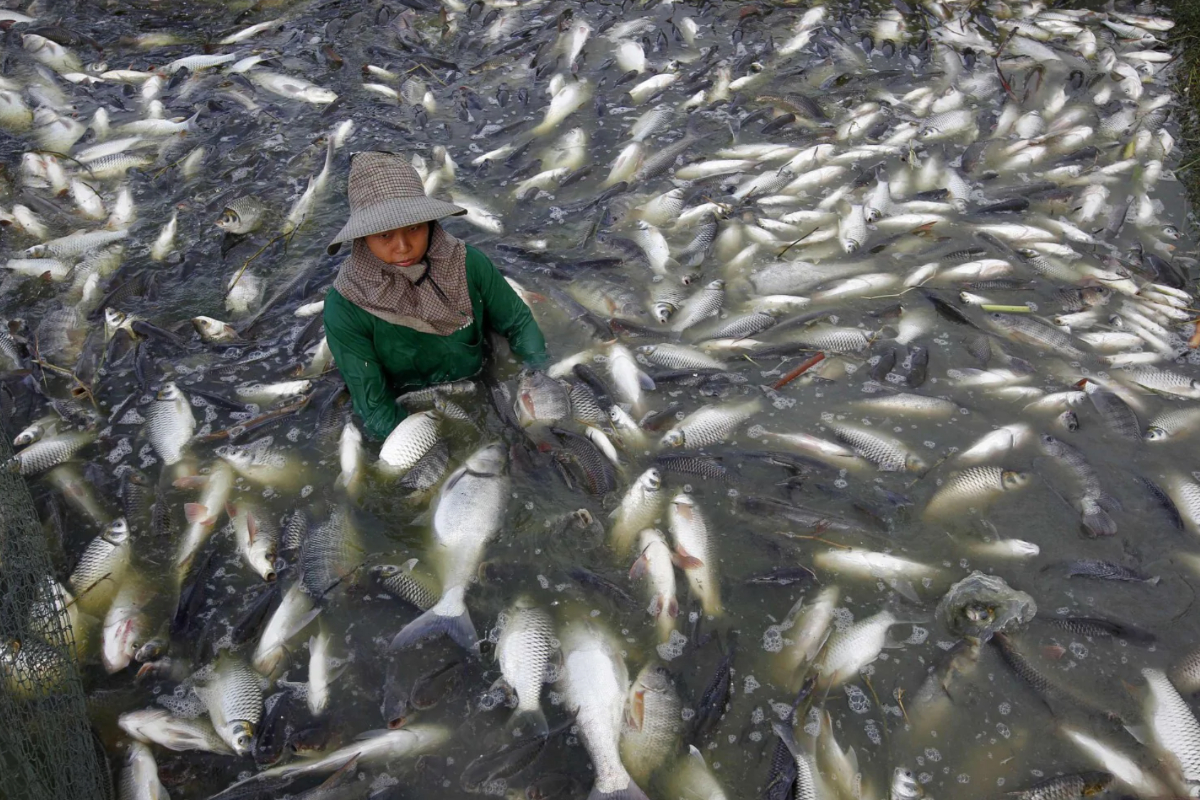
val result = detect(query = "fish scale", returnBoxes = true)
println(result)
[145,382,194,466]
[924,466,1028,519]
[1143,668,1200,787]
[660,398,760,448]
[639,343,725,370]
[831,425,921,472]
[496,599,554,735]
[8,431,94,475]
[378,410,441,473]
[372,562,439,610]
[196,654,263,756]
[1000,772,1114,800]
[671,280,725,331]
[299,508,359,598]
[1145,406,1200,441]
[705,311,776,340]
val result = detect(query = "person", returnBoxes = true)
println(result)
[323,151,547,440]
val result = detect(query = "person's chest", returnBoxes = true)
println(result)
[368,311,485,388]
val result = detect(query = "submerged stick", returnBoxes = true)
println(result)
[771,351,825,391]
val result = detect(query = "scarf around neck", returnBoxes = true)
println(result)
[332,221,474,336]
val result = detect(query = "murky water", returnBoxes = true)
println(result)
[0,0,1197,798]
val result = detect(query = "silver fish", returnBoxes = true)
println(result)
[496,596,555,737]
[391,443,509,653]
[194,652,263,756]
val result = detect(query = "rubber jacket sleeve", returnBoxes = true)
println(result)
[323,295,407,440]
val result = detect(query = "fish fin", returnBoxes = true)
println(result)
[1080,506,1117,537]
[587,783,650,800]
[247,511,258,543]
[771,720,802,759]
[667,596,679,617]
[1124,722,1152,746]
[637,370,656,391]
[629,554,649,580]
[389,601,479,655]
[316,755,359,789]
[282,608,322,643]
[627,688,646,731]
[173,475,207,489]
[1148,575,1162,586]
[648,595,663,616]
[184,503,211,524]
[1096,492,1123,513]
[670,548,703,569]
[507,708,549,738]
[885,577,921,604]
[686,744,706,766]
[352,728,394,742]
[225,502,237,520]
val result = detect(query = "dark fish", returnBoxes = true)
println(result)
[763,678,817,800]
[918,289,978,328]
[460,727,560,792]
[231,582,283,647]
[1133,475,1184,532]
[655,452,728,481]
[381,660,410,729]
[687,631,737,746]
[991,632,1072,714]
[410,659,465,710]
[869,346,897,382]
[566,567,638,609]
[743,566,816,586]
[739,495,863,533]
[1044,616,1155,645]
[1057,560,1160,585]
[903,345,928,388]
[524,774,583,800]
[172,547,218,637]
[969,197,1029,215]
[550,427,617,495]
[254,689,294,766]
[1084,384,1139,440]
[281,509,309,556]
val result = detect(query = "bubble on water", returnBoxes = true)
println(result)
[770,393,797,410]
[919,773,933,784]
[371,774,399,792]
[537,574,550,589]
[1069,642,1088,659]
[118,408,145,425]
[803,706,820,736]
[834,478,848,488]
[770,701,792,720]
[744,675,760,694]
[831,606,854,630]
[923,440,936,448]
[762,626,785,653]
[749,730,763,742]
[996,722,1011,739]
[925,748,942,763]
[300,485,313,498]
[657,629,689,661]
[846,685,870,714]
[864,719,881,745]
[483,779,507,795]
[957,774,970,784]
[998,702,1011,716]
[681,707,696,721]
[477,688,503,711]
[547,690,563,707]
[751,706,765,724]
[106,437,132,463]
[156,688,204,718]
[905,626,929,645]
[589,608,601,618]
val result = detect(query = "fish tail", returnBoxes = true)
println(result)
[587,780,649,800]
[389,587,479,654]
[1080,506,1117,537]
[506,707,549,738]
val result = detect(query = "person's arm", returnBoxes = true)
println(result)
[323,293,406,440]
[471,250,548,367]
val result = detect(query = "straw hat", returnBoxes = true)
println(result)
[327,151,466,255]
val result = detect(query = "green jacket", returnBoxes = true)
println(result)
[324,245,547,440]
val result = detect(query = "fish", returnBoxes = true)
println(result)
[660,398,761,448]
[390,443,509,653]
[377,410,442,474]
[230,502,279,582]
[145,381,195,468]
[68,518,132,616]
[1036,434,1121,537]
[116,741,170,800]
[629,529,678,643]
[1141,668,1200,791]
[217,197,267,235]
[999,772,1114,800]
[830,424,926,472]
[118,709,232,755]
[495,596,554,738]
[1059,559,1159,584]
[176,461,235,573]
[609,467,664,557]
[923,467,1031,520]
[667,494,722,617]
[817,609,910,688]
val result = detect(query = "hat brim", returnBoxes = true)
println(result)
[327,196,467,255]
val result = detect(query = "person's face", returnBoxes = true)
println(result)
[364,222,430,267]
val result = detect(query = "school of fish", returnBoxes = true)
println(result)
[0,0,1198,799]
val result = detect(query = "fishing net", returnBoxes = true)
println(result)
[0,433,112,800]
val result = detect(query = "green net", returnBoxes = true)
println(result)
[0,432,112,800]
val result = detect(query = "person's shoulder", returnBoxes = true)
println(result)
[464,244,494,271]
[323,288,368,328]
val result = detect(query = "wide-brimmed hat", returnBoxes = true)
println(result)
[327,151,466,255]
